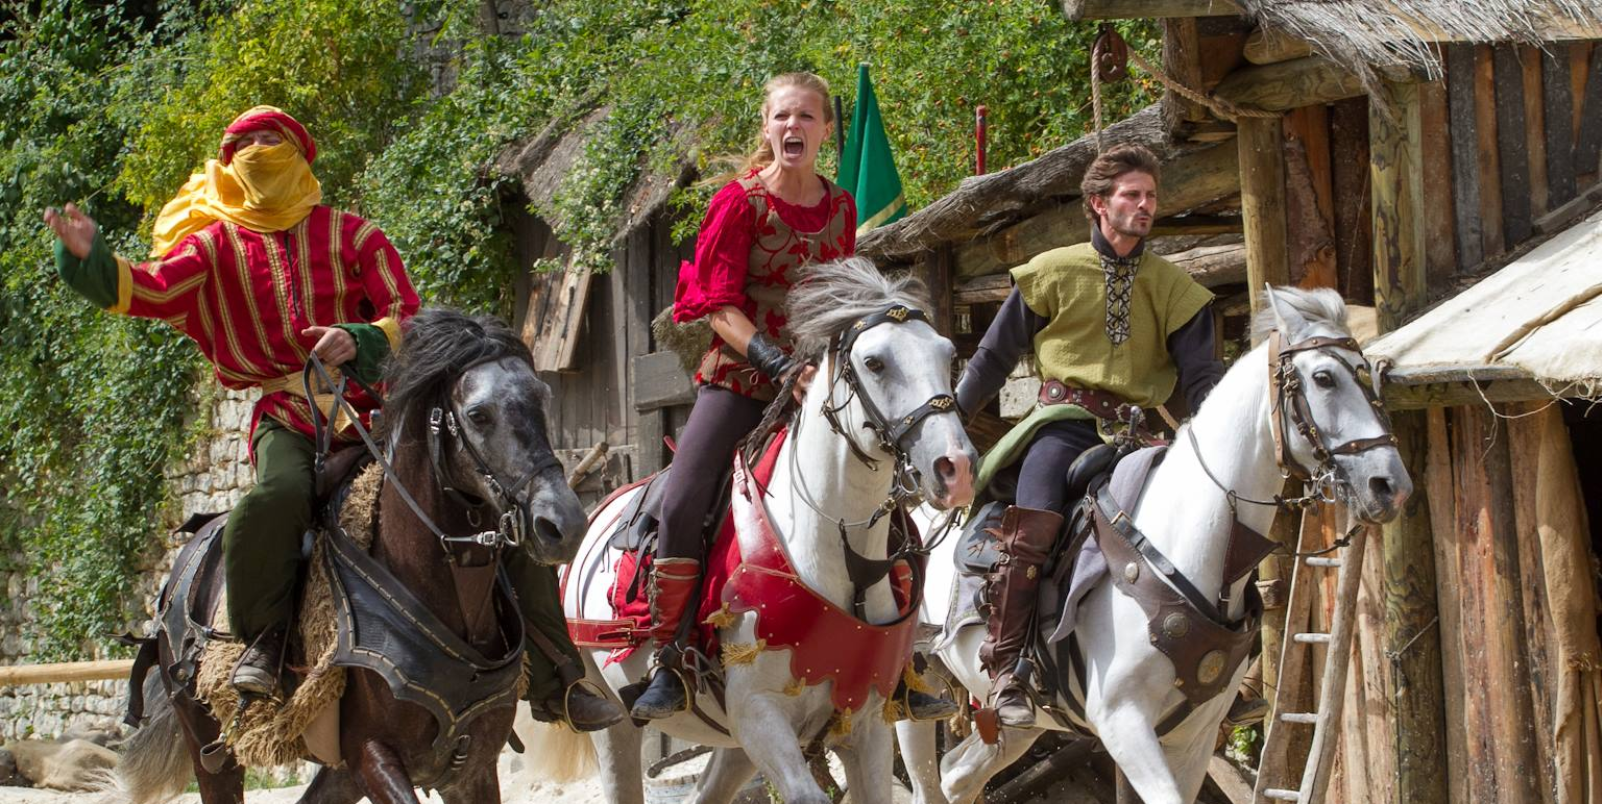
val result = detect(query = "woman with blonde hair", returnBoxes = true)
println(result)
[634,72,950,722]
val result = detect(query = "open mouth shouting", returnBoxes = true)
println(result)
[783,136,806,158]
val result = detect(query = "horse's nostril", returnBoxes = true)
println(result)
[534,516,564,544]
[1369,476,1393,501]
[935,456,956,480]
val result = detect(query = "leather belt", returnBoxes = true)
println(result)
[1038,380,1135,422]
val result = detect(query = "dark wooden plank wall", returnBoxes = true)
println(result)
[513,205,697,504]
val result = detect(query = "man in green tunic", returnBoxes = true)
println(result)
[954,144,1225,727]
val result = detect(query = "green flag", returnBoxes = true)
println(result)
[838,64,907,235]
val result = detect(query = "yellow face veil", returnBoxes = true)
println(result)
[149,108,323,257]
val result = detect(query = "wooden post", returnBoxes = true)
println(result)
[1239,114,1289,315]
[1370,79,1427,332]
[1370,77,1448,804]
[1162,17,1206,131]
[914,247,956,338]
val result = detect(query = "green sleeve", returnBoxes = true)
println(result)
[333,323,392,385]
[54,231,119,309]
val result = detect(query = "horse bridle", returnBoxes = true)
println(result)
[1266,329,1397,485]
[1188,328,1398,512]
[305,354,550,553]
[821,303,960,482]
[426,355,561,550]
[809,303,963,614]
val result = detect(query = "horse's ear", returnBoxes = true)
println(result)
[1263,284,1296,338]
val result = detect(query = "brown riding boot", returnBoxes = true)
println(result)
[232,621,290,698]
[543,684,626,732]
[630,558,701,720]
[978,506,1063,728]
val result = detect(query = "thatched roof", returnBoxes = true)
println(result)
[1241,0,1599,83]
[859,105,1211,264]
[493,108,696,244]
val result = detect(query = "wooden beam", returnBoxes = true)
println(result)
[1370,79,1427,333]
[1382,377,1589,410]
[1542,42,1578,209]
[1474,45,1506,260]
[1382,410,1450,804]
[1243,25,1312,65]
[1331,97,1373,301]
[1213,56,1365,114]
[1239,114,1288,319]
[1061,0,1242,21]
[1493,44,1535,247]
[914,246,955,338]
[951,137,1240,279]
[1418,75,1457,286]
[0,660,133,686]
[626,224,665,476]
[954,241,1246,305]
[1163,17,1208,129]
[1446,45,1485,271]
[1519,46,1550,220]
[1574,43,1601,180]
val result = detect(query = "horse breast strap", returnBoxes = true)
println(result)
[1089,485,1273,705]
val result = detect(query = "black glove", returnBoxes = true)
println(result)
[744,333,797,384]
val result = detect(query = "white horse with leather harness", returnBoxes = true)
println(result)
[528,258,979,804]
[900,286,1414,804]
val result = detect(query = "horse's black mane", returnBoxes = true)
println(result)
[380,307,533,438]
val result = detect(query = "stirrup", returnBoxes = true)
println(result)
[557,678,624,732]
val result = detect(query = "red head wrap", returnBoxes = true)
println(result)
[218,106,316,166]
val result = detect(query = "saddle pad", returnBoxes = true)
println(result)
[595,432,789,666]
[937,445,1167,650]
[191,461,384,769]
[1046,445,1167,645]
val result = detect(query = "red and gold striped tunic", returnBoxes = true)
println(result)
[106,206,420,442]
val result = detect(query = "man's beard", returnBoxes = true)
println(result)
[1108,210,1152,238]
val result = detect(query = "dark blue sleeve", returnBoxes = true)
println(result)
[955,287,1046,416]
[1166,303,1224,415]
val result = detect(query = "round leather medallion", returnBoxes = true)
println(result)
[1197,649,1227,686]
[1162,612,1189,639]
[1124,562,1140,583]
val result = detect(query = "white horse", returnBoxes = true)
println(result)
[531,257,978,804]
[899,286,1415,804]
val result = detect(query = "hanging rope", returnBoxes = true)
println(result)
[1089,23,1280,150]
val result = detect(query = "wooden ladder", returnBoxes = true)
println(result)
[1251,513,1368,804]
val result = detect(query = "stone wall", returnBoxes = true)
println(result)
[0,387,259,742]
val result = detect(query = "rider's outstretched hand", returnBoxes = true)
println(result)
[43,203,97,260]
[791,364,817,404]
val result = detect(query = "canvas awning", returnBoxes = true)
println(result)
[1369,211,1601,409]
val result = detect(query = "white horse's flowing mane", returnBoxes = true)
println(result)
[1250,286,1349,345]
[786,256,931,359]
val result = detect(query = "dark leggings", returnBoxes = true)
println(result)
[657,386,767,560]
[1016,418,1103,514]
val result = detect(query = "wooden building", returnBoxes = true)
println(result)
[493,111,698,504]
[854,2,1601,803]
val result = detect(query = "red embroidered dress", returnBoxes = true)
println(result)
[105,206,420,441]
[673,171,856,401]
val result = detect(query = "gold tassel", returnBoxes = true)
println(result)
[783,677,807,697]
[882,695,902,724]
[723,639,767,666]
[830,707,854,737]
[703,603,737,629]
[902,663,934,694]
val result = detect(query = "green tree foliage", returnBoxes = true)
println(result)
[0,0,1153,656]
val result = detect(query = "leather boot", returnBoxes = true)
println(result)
[630,557,701,720]
[232,621,290,697]
[978,506,1062,728]
[543,684,626,732]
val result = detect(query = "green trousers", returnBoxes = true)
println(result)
[222,419,582,704]
[223,421,316,642]
[505,547,583,704]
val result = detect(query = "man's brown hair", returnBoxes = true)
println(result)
[1080,144,1162,223]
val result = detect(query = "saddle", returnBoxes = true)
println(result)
[955,442,1126,577]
